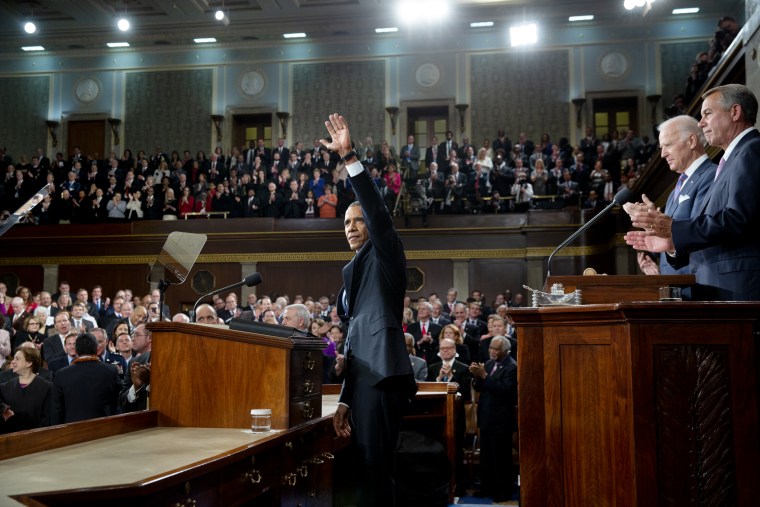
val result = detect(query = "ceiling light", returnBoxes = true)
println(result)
[397,0,450,23]
[375,27,399,33]
[283,33,306,39]
[23,21,37,34]
[569,15,594,22]
[107,42,130,48]
[117,18,130,31]
[673,7,699,14]
[215,10,225,21]
[194,37,217,43]
[470,21,494,28]
[21,46,44,51]
[510,23,537,47]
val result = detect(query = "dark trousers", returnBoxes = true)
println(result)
[348,371,414,507]
[479,428,515,501]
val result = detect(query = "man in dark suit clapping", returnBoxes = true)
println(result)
[324,113,416,507]
[470,336,517,502]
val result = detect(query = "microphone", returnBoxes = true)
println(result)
[192,273,263,318]
[546,187,632,279]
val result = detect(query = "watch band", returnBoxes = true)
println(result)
[340,150,358,163]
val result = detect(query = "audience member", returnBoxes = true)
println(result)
[0,346,52,433]
[51,333,120,424]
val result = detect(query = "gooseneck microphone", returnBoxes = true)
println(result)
[546,187,633,279]
[192,272,263,318]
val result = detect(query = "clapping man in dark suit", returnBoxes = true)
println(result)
[324,113,416,507]
[406,301,441,365]
[51,333,121,424]
[428,338,472,402]
[119,324,151,413]
[626,84,760,301]
[470,336,518,502]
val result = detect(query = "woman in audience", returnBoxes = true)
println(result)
[12,316,45,350]
[16,286,37,314]
[476,147,494,173]
[120,149,135,171]
[0,346,52,434]
[383,163,401,200]
[178,187,195,219]
[317,185,338,219]
[56,293,73,313]
[531,158,549,195]
[162,188,178,220]
[299,152,314,175]
[402,307,415,333]
[440,323,470,365]
[126,190,144,220]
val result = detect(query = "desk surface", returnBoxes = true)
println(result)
[0,395,341,506]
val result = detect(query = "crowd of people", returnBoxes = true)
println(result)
[0,278,523,494]
[0,123,659,224]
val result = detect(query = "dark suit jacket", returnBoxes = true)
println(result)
[670,129,760,300]
[42,334,66,363]
[427,359,472,402]
[406,320,442,364]
[337,166,415,406]
[119,351,151,413]
[51,359,121,424]
[660,157,716,275]
[47,352,75,376]
[473,355,517,433]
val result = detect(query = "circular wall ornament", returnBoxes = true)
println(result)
[415,63,441,87]
[240,70,265,96]
[599,51,630,80]
[74,77,101,103]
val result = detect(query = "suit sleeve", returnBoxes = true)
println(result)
[672,144,760,253]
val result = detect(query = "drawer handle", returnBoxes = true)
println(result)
[282,473,297,486]
[297,465,309,477]
[245,469,262,484]
[303,380,314,394]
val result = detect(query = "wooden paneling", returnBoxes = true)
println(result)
[469,259,526,301]
[67,120,106,161]
[513,301,760,507]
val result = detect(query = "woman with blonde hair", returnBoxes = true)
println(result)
[439,323,470,364]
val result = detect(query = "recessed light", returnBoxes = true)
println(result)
[117,18,130,31]
[23,21,37,34]
[21,46,45,51]
[107,42,130,48]
[194,38,217,43]
[568,15,594,22]
[215,10,225,21]
[283,33,306,39]
[510,23,537,47]
[375,27,399,33]
[470,21,494,28]
[672,7,699,15]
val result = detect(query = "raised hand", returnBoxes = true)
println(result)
[320,114,352,156]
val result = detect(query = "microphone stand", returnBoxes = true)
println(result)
[546,188,632,280]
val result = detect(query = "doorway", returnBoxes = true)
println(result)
[406,105,449,172]
[233,114,272,151]
[592,97,639,138]
[67,120,106,161]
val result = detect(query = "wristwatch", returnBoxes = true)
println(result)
[340,150,358,163]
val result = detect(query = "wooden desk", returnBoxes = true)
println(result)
[0,397,346,506]
[512,302,760,506]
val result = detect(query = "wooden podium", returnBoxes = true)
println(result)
[147,322,326,430]
[543,274,695,304]
[511,299,760,506]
